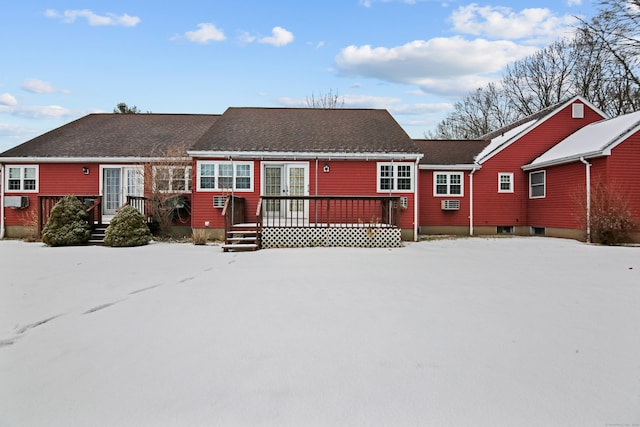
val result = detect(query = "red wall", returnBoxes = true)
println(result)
[191,158,417,230]
[3,162,101,227]
[608,133,640,230]
[471,101,604,229]
[419,169,471,227]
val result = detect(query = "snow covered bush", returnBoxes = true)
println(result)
[41,196,91,246]
[104,205,152,247]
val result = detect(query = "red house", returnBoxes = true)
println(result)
[0,108,423,248]
[2,97,638,247]
[415,96,608,237]
[523,110,640,242]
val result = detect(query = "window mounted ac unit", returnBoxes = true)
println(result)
[441,199,460,210]
[4,196,29,209]
[213,196,226,208]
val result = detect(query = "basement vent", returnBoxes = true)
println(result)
[213,196,226,208]
[441,199,460,210]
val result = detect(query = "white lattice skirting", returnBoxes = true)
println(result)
[261,227,402,248]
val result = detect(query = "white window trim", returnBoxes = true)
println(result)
[152,165,192,193]
[196,160,254,192]
[433,171,464,197]
[529,170,546,199]
[376,162,414,193]
[498,172,514,193]
[5,165,39,193]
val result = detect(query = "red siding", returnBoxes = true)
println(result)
[419,169,471,227]
[191,158,417,230]
[608,133,640,230]
[4,162,102,227]
[471,101,604,228]
[527,161,590,229]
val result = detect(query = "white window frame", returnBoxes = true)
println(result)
[376,162,414,193]
[529,170,546,199]
[152,165,192,193]
[5,165,39,193]
[498,172,514,193]
[433,171,463,197]
[196,161,254,192]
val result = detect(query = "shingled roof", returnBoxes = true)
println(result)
[0,114,220,159]
[190,107,420,156]
[413,139,489,166]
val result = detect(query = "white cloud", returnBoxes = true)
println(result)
[45,9,140,27]
[238,31,257,44]
[450,4,578,42]
[22,79,70,94]
[183,23,226,44]
[335,36,537,93]
[567,0,582,5]
[259,26,294,47]
[0,104,74,119]
[0,93,17,106]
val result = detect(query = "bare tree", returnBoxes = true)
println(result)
[306,89,345,108]
[426,0,640,139]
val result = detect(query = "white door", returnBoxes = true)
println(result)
[263,163,308,221]
[102,167,143,216]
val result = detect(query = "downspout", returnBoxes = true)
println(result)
[0,163,5,239]
[580,157,591,243]
[469,165,478,236]
[413,157,419,242]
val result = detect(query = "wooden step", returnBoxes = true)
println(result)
[222,243,259,252]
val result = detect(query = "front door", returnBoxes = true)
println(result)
[263,163,308,221]
[102,166,143,216]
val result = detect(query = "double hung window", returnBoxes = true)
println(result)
[377,163,413,192]
[197,161,253,191]
[433,172,463,196]
[6,165,38,192]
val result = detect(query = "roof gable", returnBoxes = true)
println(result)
[0,114,220,159]
[189,107,420,156]
[526,110,640,169]
[476,95,607,164]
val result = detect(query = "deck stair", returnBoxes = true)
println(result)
[223,224,260,252]
[88,224,108,245]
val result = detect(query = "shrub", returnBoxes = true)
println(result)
[590,181,637,245]
[192,228,208,245]
[104,205,152,247]
[41,196,91,246]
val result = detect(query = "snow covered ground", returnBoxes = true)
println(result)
[0,237,638,427]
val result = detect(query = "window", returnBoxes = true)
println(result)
[196,161,254,192]
[6,165,38,192]
[153,166,192,192]
[377,163,414,192]
[529,171,545,198]
[498,173,514,193]
[433,172,463,196]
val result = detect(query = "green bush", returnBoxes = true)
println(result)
[104,205,152,247]
[42,196,91,246]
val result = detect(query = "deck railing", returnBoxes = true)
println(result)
[258,195,402,228]
[38,195,102,237]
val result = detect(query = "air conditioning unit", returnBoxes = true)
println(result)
[441,199,460,210]
[213,195,226,208]
[4,196,29,209]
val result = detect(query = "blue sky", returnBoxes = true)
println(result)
[0,0,596,152]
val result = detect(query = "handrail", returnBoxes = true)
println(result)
[258,195,402,228]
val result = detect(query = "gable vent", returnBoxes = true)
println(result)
[441,199,460,210]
